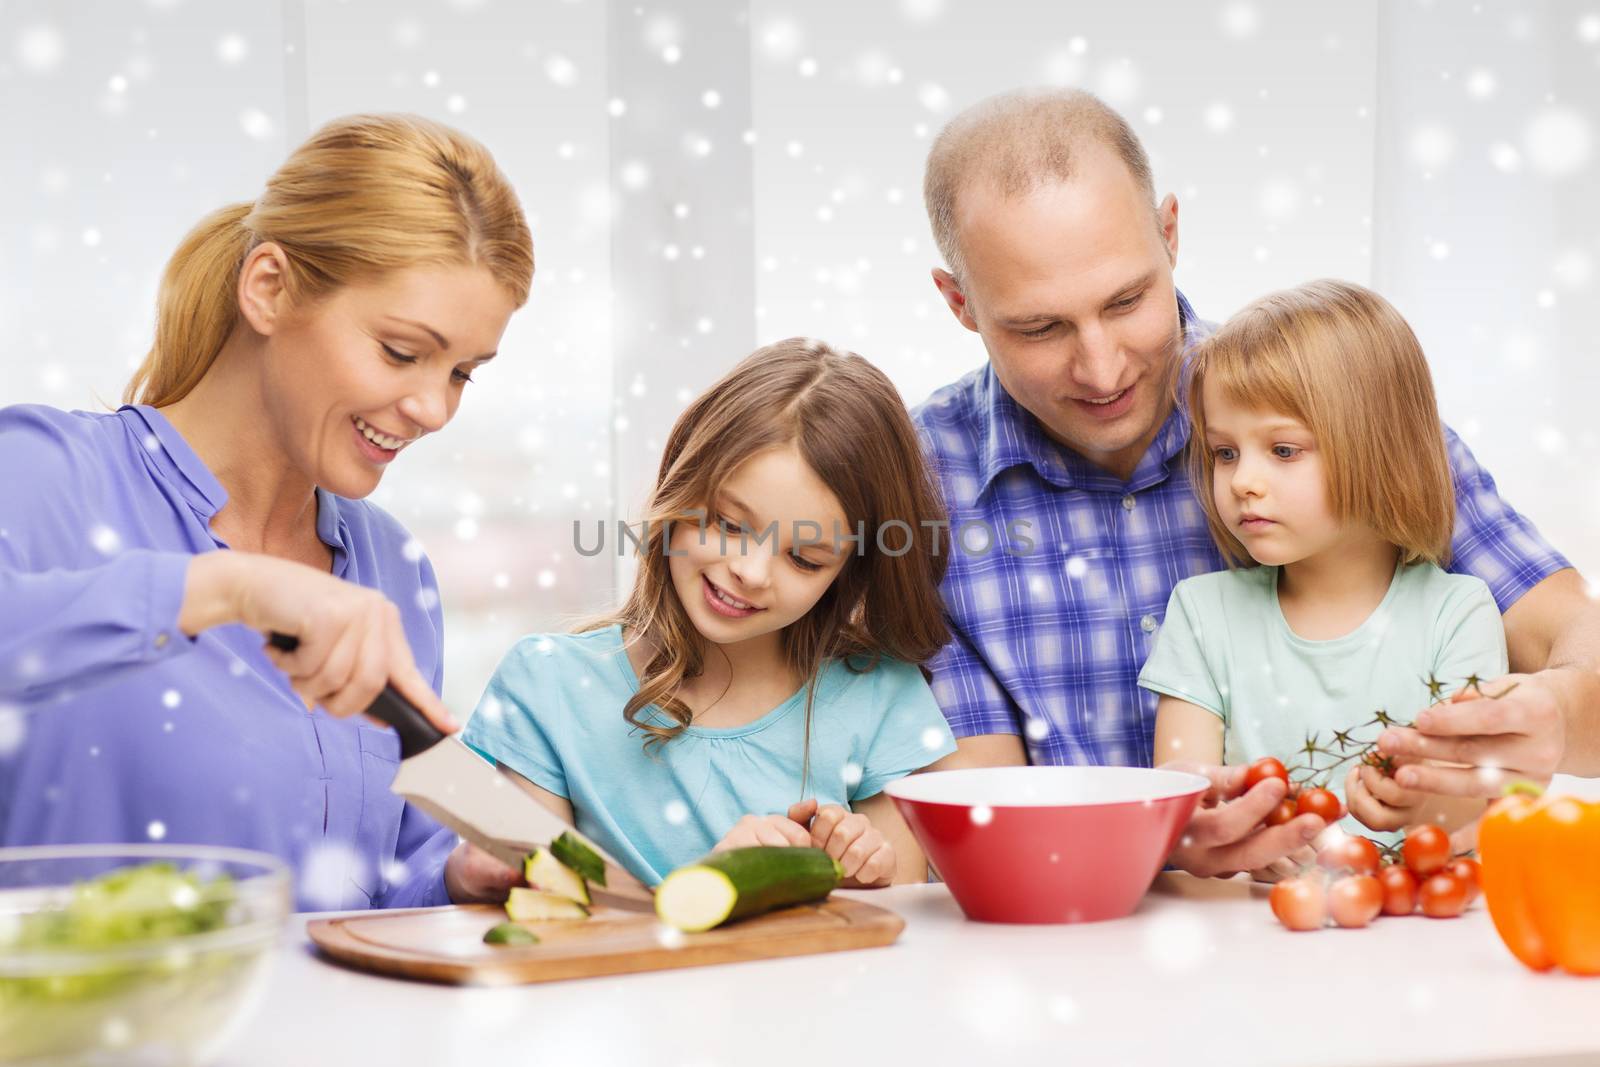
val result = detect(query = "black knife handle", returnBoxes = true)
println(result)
[267,632,447,759]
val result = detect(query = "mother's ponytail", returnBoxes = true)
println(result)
[123,203,255,407]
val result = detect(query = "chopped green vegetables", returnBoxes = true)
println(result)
[0,861,265,1062]
[491,833,608,934]
[4,862,234,954]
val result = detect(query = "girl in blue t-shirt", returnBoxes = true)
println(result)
[1140,280,1508,877]
[463,338,957,887]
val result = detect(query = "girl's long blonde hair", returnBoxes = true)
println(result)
[1186,279,1455,567]
[592,338,951,775]
[124,113,533,407]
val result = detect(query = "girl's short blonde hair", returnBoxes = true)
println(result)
[1186,279,1454,568]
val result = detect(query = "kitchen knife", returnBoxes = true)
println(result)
[267,632,653,903]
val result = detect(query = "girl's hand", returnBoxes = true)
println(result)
[1248,843,1317,884]
[804,802,896,887]
[1345,763,1426,832]
[444,840,524,904]
[713,801,815,852]
[182,551,458,733]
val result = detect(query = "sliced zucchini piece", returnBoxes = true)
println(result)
[504,887,590,922]
[525,847,590,906]
[551,832,607,887]
[482,922,539,946]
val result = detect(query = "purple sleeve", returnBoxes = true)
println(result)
[0,410,198,700]
[0,549,197,701]
[373,822,457,909]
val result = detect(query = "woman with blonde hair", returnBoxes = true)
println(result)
[0,114,533,909]
[1139,280,1508,877]
[463,339,957,886]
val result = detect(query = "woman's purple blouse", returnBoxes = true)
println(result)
[0,403,456,910]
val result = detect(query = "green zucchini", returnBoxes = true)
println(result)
[655,847,844,932]
[525,847,590,905]
[482,922,539,946]
[504,887,589,922]
[551,832,606,887]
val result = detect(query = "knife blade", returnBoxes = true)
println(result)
[268,632,652,903]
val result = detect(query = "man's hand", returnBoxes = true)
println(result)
[1376,673,1563,797]
[1163,763,1326,879]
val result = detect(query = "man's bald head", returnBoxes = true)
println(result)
[924,88,1158,283]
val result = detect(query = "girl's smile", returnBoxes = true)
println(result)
[702,574,764,618]
[669,445,850,650]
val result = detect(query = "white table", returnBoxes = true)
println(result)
[221,873,1600,1067]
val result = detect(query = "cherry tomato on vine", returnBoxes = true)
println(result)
[1419,871,1470,918]
[1402,824,1451,878]
[1296,787,1342,824]
[1270,876,1327,932]
[1265,799,1297,827]
[1377,865,1418,916]
[1245,757,1289,791]
[1444,857,1481,905]
[1317,835,1381,875]
[1328,875,1383,929]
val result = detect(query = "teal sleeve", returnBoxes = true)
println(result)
[461,639,570,798]
[851,660,958,802]
[1136,582,1226,720]
[1431,578,1510,690]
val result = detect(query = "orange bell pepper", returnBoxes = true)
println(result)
[1479,785,1600,976]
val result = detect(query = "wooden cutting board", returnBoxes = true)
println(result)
[307,896,904,986]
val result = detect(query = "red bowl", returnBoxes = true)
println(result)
[886,766,1208,924]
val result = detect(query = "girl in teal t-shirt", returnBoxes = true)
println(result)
[463,339,956,887]
[1140,281,1507,873]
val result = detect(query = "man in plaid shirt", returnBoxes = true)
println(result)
[912,89,1600,876]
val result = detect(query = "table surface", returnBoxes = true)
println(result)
[220,873,1600,1067]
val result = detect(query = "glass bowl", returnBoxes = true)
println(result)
[0,844,290,1066]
